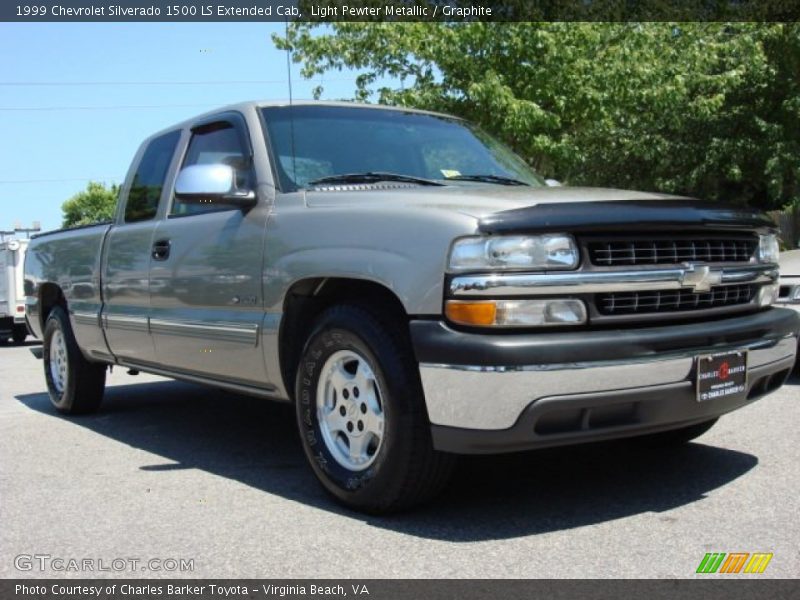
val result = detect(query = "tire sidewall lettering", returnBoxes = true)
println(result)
[297,326,390,494]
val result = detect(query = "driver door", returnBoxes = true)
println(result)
[148,113,270,386]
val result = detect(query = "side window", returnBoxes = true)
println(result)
[124,130,180,223]
[171,122,252,216]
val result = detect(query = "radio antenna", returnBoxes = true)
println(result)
[285,19,297,184]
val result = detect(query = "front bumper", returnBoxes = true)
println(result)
[411,308,799,454]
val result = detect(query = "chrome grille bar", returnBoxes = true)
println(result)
[448,265,778,297]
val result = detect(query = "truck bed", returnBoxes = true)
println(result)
[24,222,112,343]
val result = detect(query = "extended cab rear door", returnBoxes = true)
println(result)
[101,130,181,363]
[147,112,270,386]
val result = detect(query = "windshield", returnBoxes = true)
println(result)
[260,105,546,191]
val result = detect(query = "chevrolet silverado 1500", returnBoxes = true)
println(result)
[24,101,800,513]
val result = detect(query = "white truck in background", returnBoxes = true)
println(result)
[777,248,800,371]
[1,237,29,344]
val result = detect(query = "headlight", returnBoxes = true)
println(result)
[445,299,587,328]
[449,234,579,271]
[758,234,779,264]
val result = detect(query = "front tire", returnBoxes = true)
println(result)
[295,305,454,514]
[43,306,106,414]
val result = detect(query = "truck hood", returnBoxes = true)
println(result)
[304,185,774,233]
[304,185,679,218]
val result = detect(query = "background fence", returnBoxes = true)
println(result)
[768,206,800,250]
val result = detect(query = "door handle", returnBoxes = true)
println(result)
[152,239,171,261]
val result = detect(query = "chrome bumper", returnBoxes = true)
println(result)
[420,335,797,431]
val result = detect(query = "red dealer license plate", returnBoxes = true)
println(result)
[696,351,748,402]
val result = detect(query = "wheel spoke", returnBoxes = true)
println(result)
[348,432,370,463]
[330,361,353,390]
[354,360,374,394]
[361,380,384,431]
[363,405,384,437]
[315,349,385,471]
[322,406,348,436]
[49,329,68,394]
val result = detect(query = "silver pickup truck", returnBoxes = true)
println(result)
[24,101,799,513]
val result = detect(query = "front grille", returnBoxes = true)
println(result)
[589,238,757,266]
[597,284,754,315]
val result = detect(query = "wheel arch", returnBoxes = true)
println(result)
[38,283,66,332]
[278,276,411,402]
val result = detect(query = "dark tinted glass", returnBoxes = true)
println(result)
[124,130,180,223]
[261,105,545,191]
[183,124,246,168]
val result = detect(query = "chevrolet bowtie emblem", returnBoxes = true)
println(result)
[681,264,722,293]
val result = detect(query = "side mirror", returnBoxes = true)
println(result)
[174,164,256,210]
[545,178,563,187]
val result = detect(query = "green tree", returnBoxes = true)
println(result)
[275,22,800,210]
[61,181,119,227]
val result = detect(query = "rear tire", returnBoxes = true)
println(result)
[43,306,106,414]
[295,304,455,514]
[12,325,27,345]
[630,418,719,447]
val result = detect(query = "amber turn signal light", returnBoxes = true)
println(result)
[445,298,588,328]
[444,300,497,326]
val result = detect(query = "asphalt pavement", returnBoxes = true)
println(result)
[1,340,798,578]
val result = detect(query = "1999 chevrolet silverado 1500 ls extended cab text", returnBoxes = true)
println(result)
[24,101,800,513]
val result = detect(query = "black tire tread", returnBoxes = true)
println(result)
[44,306,106,415]
[12,325,27,345]
[327,304,454,512]
[299,303,454,513]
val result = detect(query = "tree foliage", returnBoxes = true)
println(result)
[61,181,119,228]
[275,23,800,210]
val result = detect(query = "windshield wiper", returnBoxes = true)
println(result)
[446,174,530,186]
[307,171,444,187]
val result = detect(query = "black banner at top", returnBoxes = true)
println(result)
[3,0,800,22]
